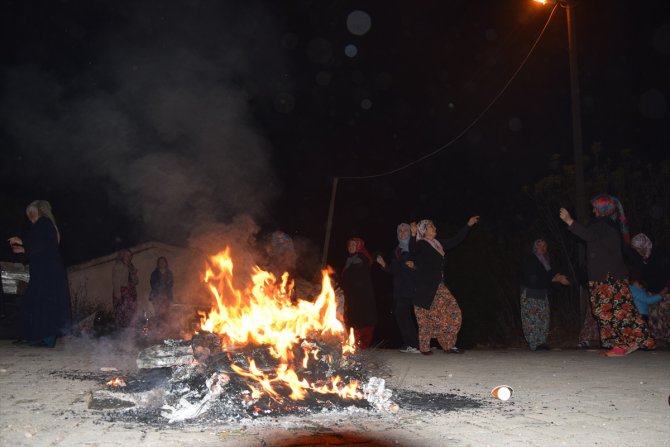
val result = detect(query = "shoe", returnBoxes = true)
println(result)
[420,350,433,356]
[445,347,464,354]
[399,346,421,354]
[602,347,628,357]
[625,345,639,355]
[535,344,550,351]
[578,341,590,349]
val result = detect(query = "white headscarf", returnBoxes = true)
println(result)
[416,219,445,256]
[631,233,653,263]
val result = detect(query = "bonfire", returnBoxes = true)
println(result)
[116,247,395,423]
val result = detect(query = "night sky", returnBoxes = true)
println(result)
[1,0,668,270]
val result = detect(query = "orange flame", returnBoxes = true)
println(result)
[106,376,126,387]
[198,248,360,402]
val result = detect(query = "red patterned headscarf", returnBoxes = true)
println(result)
[590,194,630,244]
[347,237,372,265]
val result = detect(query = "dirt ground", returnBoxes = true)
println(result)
[1,337,669,447]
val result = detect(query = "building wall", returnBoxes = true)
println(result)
[67,242,209,319]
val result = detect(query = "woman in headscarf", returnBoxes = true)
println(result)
[629,233,668,293]
[520,239,570,351]
[629,233,670,342]
[560,194,655,356]
[112,248,139,329]
[409,216,479,355]
[8,200,71,347]
[376,223,419,354]
[341,237,377,349]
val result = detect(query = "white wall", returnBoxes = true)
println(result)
[67,242,210,317]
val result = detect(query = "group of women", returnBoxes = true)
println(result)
[522,193,662,356]
[341,215,480,354]
[342,193,667,357]
[8,194,666,354]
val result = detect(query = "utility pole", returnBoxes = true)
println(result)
[535,0,590,336]
[535,0,586,220]
[321,177,339,267]
[565,0,587,222]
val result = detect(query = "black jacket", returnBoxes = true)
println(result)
[381,247,416,300]
[341,253,377,327]
[521,254,556,299]
[410,226,470,309]
[568,218,628,282]
[627,249,669,294]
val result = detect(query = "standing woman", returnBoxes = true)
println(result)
[341,237,377,349]
[149,256,174,329]
[376,223,419,353]
[8,200,71,347]
[112,248,139,329]
[520,239,570,351]
[559,194,655,356]
[409,216,479,355]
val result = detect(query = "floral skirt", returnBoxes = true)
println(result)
[520,289,549,350]
[414,283,461,352]
[113,286,137,328]
[588,275,655,350]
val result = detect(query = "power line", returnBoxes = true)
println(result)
[338,3,559,181]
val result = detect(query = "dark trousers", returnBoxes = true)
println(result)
[395,296,419,348]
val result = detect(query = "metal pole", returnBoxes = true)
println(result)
[565,1,590,337]
[565,2,587,222]
[320,177,339,267]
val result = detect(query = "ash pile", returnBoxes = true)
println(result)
[93,332,396,424]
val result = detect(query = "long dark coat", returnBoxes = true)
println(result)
[341,253,377,328]
[20,217,71,341]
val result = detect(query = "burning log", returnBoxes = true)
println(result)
[137,340,195,369]
[87,392,136,411]
[106,376,127,387]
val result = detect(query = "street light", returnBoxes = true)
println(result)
[534,0,587,222]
